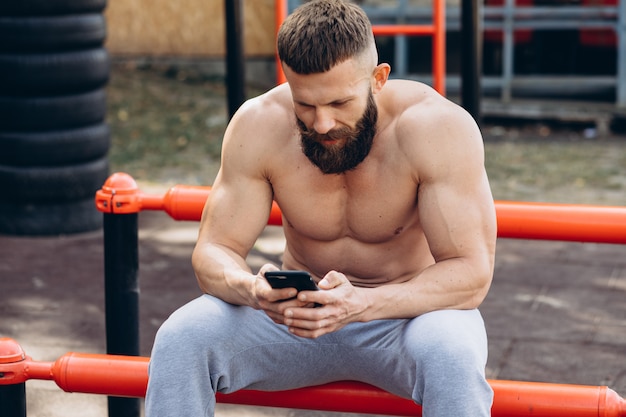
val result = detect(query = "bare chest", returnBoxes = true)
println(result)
[272,162,419,243]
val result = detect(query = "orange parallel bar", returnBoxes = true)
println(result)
[1,339,625,417]
[432,0,446,94]
[95,173,626,244]
[275,0,288,85]
[495,200,626,244]
[372,24,436,36]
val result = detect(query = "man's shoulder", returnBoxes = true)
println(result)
[383,80,475,139]
[223,84,298,167]
[385,80,463,120]
[240,83,293,120]
[382,80,483,169]
[226,84,295,148]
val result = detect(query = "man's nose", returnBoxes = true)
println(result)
[313,108,336,134]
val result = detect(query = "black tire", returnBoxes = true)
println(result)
[0,48,110,96]
[0,197,102,236]
[0,123,110,167]
[0,156,109,203]
[0,14,106,53]
[0,88,106,132]
[0,0,107,17]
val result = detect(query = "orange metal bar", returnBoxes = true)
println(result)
[0,338,149,397]
[496,200,626,244]
[432,0,446,94]
[275,0,288,85]
[490,380,626,417]
[94,172,143,214]
[95,173,283,224]
[96,173,626,244]
[372,24,436,36]
[1,339,625,417]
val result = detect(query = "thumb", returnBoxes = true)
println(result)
[318,270,347,290]
[258,263,280,276]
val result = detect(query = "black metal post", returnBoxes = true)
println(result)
[461,0,482,122]
[0,383,26,417]
[225,0,246,119]
[103,212,140,417]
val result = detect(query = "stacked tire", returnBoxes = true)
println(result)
[0,0,110,235]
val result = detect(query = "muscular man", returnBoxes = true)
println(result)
[146,1,497,416]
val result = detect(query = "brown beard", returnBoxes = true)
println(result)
[297,92,378,174]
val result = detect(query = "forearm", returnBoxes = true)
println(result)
[360,257,492,321]
[191,242,259,307]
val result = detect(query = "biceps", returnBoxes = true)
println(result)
[199,176,273,257]
[419,173,496,262]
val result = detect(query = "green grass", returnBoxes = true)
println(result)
[485,140,626,204]
[107,62,229,186]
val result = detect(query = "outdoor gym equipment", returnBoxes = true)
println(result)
[1,337,625,417]
[96,172,626,243]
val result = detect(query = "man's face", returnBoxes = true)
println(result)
[297,91,378,174]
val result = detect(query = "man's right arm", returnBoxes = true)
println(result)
[191,94,284,308]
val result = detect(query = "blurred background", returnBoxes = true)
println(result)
[102,0,626,206]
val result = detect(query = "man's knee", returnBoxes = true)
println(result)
[401,310,492,414]
[403,309,488,370]
[153,295,236,353]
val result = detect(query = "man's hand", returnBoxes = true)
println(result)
[254,264,316,324]
[282,270,369,339]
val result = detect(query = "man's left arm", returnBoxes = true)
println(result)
[283,103,497,338]
[361,103,498,318]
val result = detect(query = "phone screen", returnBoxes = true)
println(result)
[264,270,318,292]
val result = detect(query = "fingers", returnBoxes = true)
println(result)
[283,304,346,338]
[256,268,351,338]
[284,312,325,338]
[287,273,359,338]
[318,270,348,290]
[299,270,348,305]
[258,263,279,277]
[255,264,296,302]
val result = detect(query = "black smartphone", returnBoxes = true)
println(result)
[264,270,319,292]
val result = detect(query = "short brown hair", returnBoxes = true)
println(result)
[277,0,374,74]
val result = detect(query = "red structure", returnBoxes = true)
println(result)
[1,337,625,417]
[96,172,626,244]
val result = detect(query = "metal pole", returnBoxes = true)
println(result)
[104,212,140,417]
[617,0,626,107]
[225,0,246,119]
[432,0,447,95]
[0,338,27,417]
[275,0,288,84]
[461,0,482,121]
[394,0,409,78]
[501,0,514,103]
[0,383,26,417]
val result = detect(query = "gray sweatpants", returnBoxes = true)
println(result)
[145,295,493,417]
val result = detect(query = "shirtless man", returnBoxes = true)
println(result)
[146,1,497,416]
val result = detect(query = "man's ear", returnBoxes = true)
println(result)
[372,63,391,93]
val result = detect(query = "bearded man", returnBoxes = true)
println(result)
[146,1,497,416]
